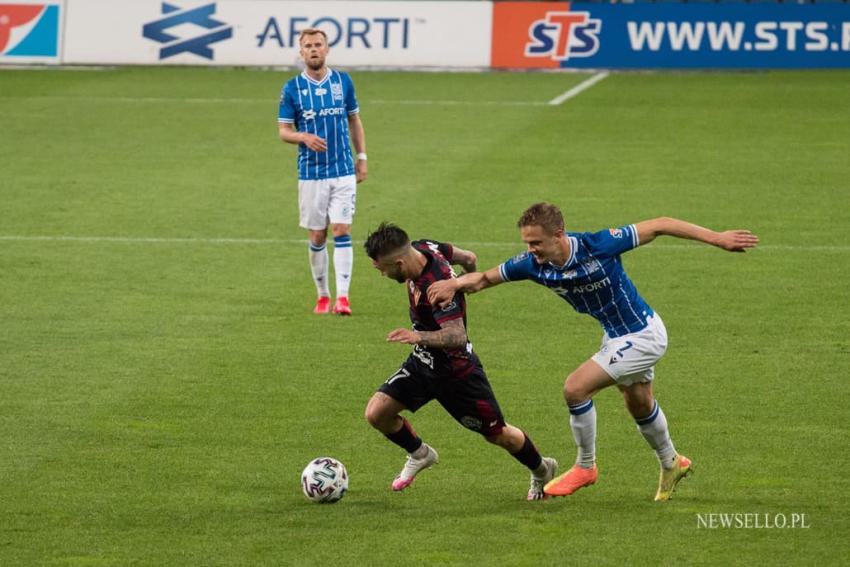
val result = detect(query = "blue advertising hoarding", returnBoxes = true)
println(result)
[493,3,850,69]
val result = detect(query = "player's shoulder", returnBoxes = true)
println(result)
[413,238,443,248]
[413,239,446,258]
[579,226,634,245]
[286,71,306,84]
[415,240,453,278]
[282,74,303,90]
[573,228,612,247]
[330,68,353,82]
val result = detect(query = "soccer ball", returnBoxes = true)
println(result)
[301,457,348,503]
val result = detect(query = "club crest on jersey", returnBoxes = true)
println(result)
[331,83,343,101]
[581,258,601,275]
[524,9,601,62]
[609,228,623,238]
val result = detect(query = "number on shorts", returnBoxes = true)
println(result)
[615,341,634,358]
[386,367,410,385]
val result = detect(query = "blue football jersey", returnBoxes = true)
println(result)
[278,69,359,180]
[499,224,653,338]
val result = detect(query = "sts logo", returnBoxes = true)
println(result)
[0,3,60,59]
[492,2,602,69]
[525,10,601,61]
[143,2,232,60]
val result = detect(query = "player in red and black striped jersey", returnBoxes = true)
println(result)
[404,237,479,378]
[363,222,558,500]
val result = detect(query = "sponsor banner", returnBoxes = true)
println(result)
[492,2,850,69]
[64,0,490,67]
[0,0,63,63]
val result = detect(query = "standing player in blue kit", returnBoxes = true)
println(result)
[279,28,367,316]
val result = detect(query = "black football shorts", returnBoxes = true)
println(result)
[378,354,506,437]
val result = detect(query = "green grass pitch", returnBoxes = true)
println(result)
[1,66,849,565]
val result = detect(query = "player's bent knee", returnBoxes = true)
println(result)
[563,379,588,406]
[308,229,328,245]
[363,405,378,428]
[364,398,389,429]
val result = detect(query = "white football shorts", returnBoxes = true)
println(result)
[591,313,668,386]
[298,175,357,230]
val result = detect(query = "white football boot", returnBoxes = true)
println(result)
[528,457,559,501]
[391,444,439,491]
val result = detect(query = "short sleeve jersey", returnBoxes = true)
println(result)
[499,225,653,338]
[278,69,359,180]
[409,240,477,375]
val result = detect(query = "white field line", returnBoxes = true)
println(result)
[7,74,608,108]
[548,71,610,106]
[0,235,845,252]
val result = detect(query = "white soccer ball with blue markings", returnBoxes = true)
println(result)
[301,457,348,503]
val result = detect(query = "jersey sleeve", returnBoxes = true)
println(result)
[498,252,534,282]
[278,82,296,124]
[344,73,359,115]
[430,287,464,325]
[584,225,640,258]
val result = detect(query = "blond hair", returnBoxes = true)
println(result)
[298,28,328,46]
[517,202,565,234]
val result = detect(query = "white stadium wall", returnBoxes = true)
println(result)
[61,0,492,67]
[2,1,849,69]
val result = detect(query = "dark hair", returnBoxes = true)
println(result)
[517,202,565,233]
[364,222,410,260]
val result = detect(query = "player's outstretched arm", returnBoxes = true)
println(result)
[635,217,759,252]
[427,266,504,308]
[386,318,467,349]
[279,122,327,152]
[449,246,477,274]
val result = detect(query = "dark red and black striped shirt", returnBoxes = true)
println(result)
[407,240,477,375]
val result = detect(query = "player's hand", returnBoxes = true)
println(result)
[387,328,422,345]
[427,279,457,309]
[715,230,759,252]
[300,133,327,152]
[355,159,368,183]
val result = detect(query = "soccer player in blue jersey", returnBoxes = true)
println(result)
[364,223,558,500]
[278,29,367,316]
[428,203,758,501]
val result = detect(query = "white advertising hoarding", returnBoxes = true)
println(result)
[63,0,491,67]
